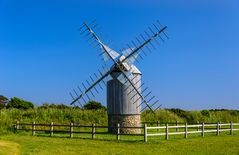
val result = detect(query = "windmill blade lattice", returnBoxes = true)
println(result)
[70,20,168,113]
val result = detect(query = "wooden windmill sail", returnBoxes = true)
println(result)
[69,20,168,133]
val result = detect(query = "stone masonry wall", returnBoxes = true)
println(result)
[108,114,141,134]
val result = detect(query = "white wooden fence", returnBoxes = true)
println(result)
[15,121,239,142]
[144,122,239,142]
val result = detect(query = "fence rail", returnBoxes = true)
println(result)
[14,121,239,142]
[145,122,239,142]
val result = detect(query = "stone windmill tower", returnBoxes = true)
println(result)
[70,20,168,133]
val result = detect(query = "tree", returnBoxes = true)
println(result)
[6,97,34,110]
[0,95,8,109]
[83,101,106,110]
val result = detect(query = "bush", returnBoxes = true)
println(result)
[0,95,8,109]
[201,110,210,117]
[230,110,239,116]
[6,97,34,110]
[167,108,189,119]
[83,101,106,110]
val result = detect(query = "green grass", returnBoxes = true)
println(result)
[1,108,239,154]
[0,132,238,155]
[0,140,20,155]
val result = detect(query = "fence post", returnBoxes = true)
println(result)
[217,122,220,136]
[79,124,80,136]
[117,123,120,141]
[92,123,95,139]
[219,121,221,134]
[166,123,169,140]
[32,121,35,136]
[185,122,188,139]
[144,124,147,142]
[197,121,199,131]
[157,121,160,133]
[50,122,54,137]
[70,122,74,138]
[176,121,179,132]
[201,122,204,137]
[230,121,233,135]
[15,121,19,133]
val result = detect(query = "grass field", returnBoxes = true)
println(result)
[1,108,239,154]
[0,132,238,155]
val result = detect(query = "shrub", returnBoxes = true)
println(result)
[83,101,106,110]
[230,110,239,116]
[167,108,190,120]
[6,97,34,110]
[201,110,210,117]
[0,95,8,109]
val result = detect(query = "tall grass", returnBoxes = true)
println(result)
[0,108,238,133]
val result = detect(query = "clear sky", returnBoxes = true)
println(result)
[0,0,239,110]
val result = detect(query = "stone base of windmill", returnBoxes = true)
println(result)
[108,114,141,134]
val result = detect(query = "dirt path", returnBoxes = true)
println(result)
[0,140,20,155]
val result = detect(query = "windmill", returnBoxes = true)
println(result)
[70,20,168,133]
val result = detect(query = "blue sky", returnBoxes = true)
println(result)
[0,0,239,110]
